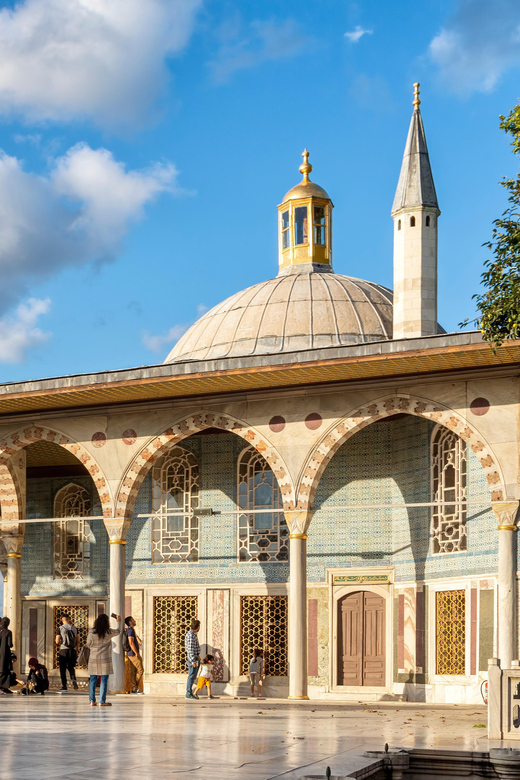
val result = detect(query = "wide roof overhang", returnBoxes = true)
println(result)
[0,331,519,417]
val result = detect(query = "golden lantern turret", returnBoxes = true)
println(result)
[277,150,333,274]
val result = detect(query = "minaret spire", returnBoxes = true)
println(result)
[391,84,440,339]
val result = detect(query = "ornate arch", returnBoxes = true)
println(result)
[297,394,506,510]
[115,411,296,519]
[0,425,112,518]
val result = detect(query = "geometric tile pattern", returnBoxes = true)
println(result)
[436,589,465,675]
[239,595,288,676]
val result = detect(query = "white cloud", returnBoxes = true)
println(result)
[344,26,373,44]
[143,303,208,353]
[0,0,201,128]
[142,324,189,354]
[0,298,51,363]
[209,18,308,83]
[428,0,520,94]
[0,144,177,313]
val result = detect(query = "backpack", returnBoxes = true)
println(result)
[122,627,131,653]
[62,627,76,649]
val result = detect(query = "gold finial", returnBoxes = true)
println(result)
[413,82,421,109]
[299,148,313,182]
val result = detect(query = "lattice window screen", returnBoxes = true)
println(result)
[152,447,199,564]
[240,595,288,676]
[153,596,198,673]
[237,447,288,562]
[436,589,466,675]
[53,605,89,669]
[53,484,92,580]
[431,426,467,554]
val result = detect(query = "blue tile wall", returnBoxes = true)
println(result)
[126,434,289,584]
[21,421,497,593]
[309,416,496,583]
[22,475,108,597]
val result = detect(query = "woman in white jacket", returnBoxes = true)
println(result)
[86,613,121,707]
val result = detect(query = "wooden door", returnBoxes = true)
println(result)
[337,591,385,687]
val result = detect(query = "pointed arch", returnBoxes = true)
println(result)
[115,411,296,519]
[296,394,506,510]
[0,425,112,517]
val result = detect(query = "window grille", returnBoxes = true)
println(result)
[240,595,288,676]
[53,605,89,669]
[153,595,198,673]
[151,447,199,564]
[53,484,92,579]
[237,447,288,562]
[431,426,467,554]
[436,589,466,675]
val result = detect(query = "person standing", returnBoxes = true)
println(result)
[124,616,144,694]
[249,648,264,698]
[185,619,201,700]
[55,613,79,692]
[0,617,13,694]
[86,613,121,707]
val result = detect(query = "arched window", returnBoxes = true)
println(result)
[425,215,430,227]
[397,219,401,231]
[431,426,467,554]
[53,484,91,579]
[151,447,199,563]
[237,447,288,562]
[410,215,416,227]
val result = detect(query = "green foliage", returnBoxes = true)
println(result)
[460,104,520,349]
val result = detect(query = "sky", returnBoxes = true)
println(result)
[0,0,518,383]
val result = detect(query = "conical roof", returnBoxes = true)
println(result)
[392,89,439,215]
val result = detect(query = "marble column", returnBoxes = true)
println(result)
[103,518,131,694]
[2,534,24,673]
[492,501,519,670]
[285,510,313,700]
[0,562,7,617]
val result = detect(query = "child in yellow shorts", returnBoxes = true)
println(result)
[195,654,214,698]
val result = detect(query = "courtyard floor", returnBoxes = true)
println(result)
[0,694,505,780]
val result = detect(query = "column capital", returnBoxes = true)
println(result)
[103,517,132,542]
[284,510,313,536]
[492,501,519,531]
[0,533,24,556]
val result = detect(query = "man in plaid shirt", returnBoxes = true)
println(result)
[185,618,201,699]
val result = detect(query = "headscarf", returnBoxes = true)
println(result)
[28,657,43,670]
[0,617,10,632]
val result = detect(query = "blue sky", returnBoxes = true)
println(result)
[0,0,519,382]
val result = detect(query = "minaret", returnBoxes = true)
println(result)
[391,84,440,339]
[277,150,333,275]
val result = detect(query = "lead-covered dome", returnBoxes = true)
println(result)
[165,272,393,363]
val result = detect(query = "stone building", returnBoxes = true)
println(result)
[0,85,519,703]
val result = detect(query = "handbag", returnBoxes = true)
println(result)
[77,645,90,666]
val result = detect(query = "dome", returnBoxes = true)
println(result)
[282,179,331,203]
[165,272,393,364]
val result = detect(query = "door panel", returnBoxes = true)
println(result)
[363,593,385,686]
[337,591,386,687]
[338,592,362,685]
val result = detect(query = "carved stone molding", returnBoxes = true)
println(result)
[1,534,24,556]
[492,501,519,531]
[103,518,132,542]
[285,510,313,535]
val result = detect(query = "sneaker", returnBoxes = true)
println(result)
[132,690,144,695]
[59,688,67,692]
[208,695,215,699]
[72,680,79,690]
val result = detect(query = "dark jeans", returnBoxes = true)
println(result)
[186,662,200,695]
[58,649,77,689]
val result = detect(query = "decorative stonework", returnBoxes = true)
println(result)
[285,510,313,535]
[0,426,112,518]
[1,534,24,556]
[491,501,519,530]
[269,416,286,433]
[305,413,322,431]
[115,412,295,520]
[470,398,490,416]
[297,394,506,509]
[91,432,107,448]
[103,517,132,542]
[122,430,137,446]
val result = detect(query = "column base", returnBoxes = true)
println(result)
[288,695,310,700]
